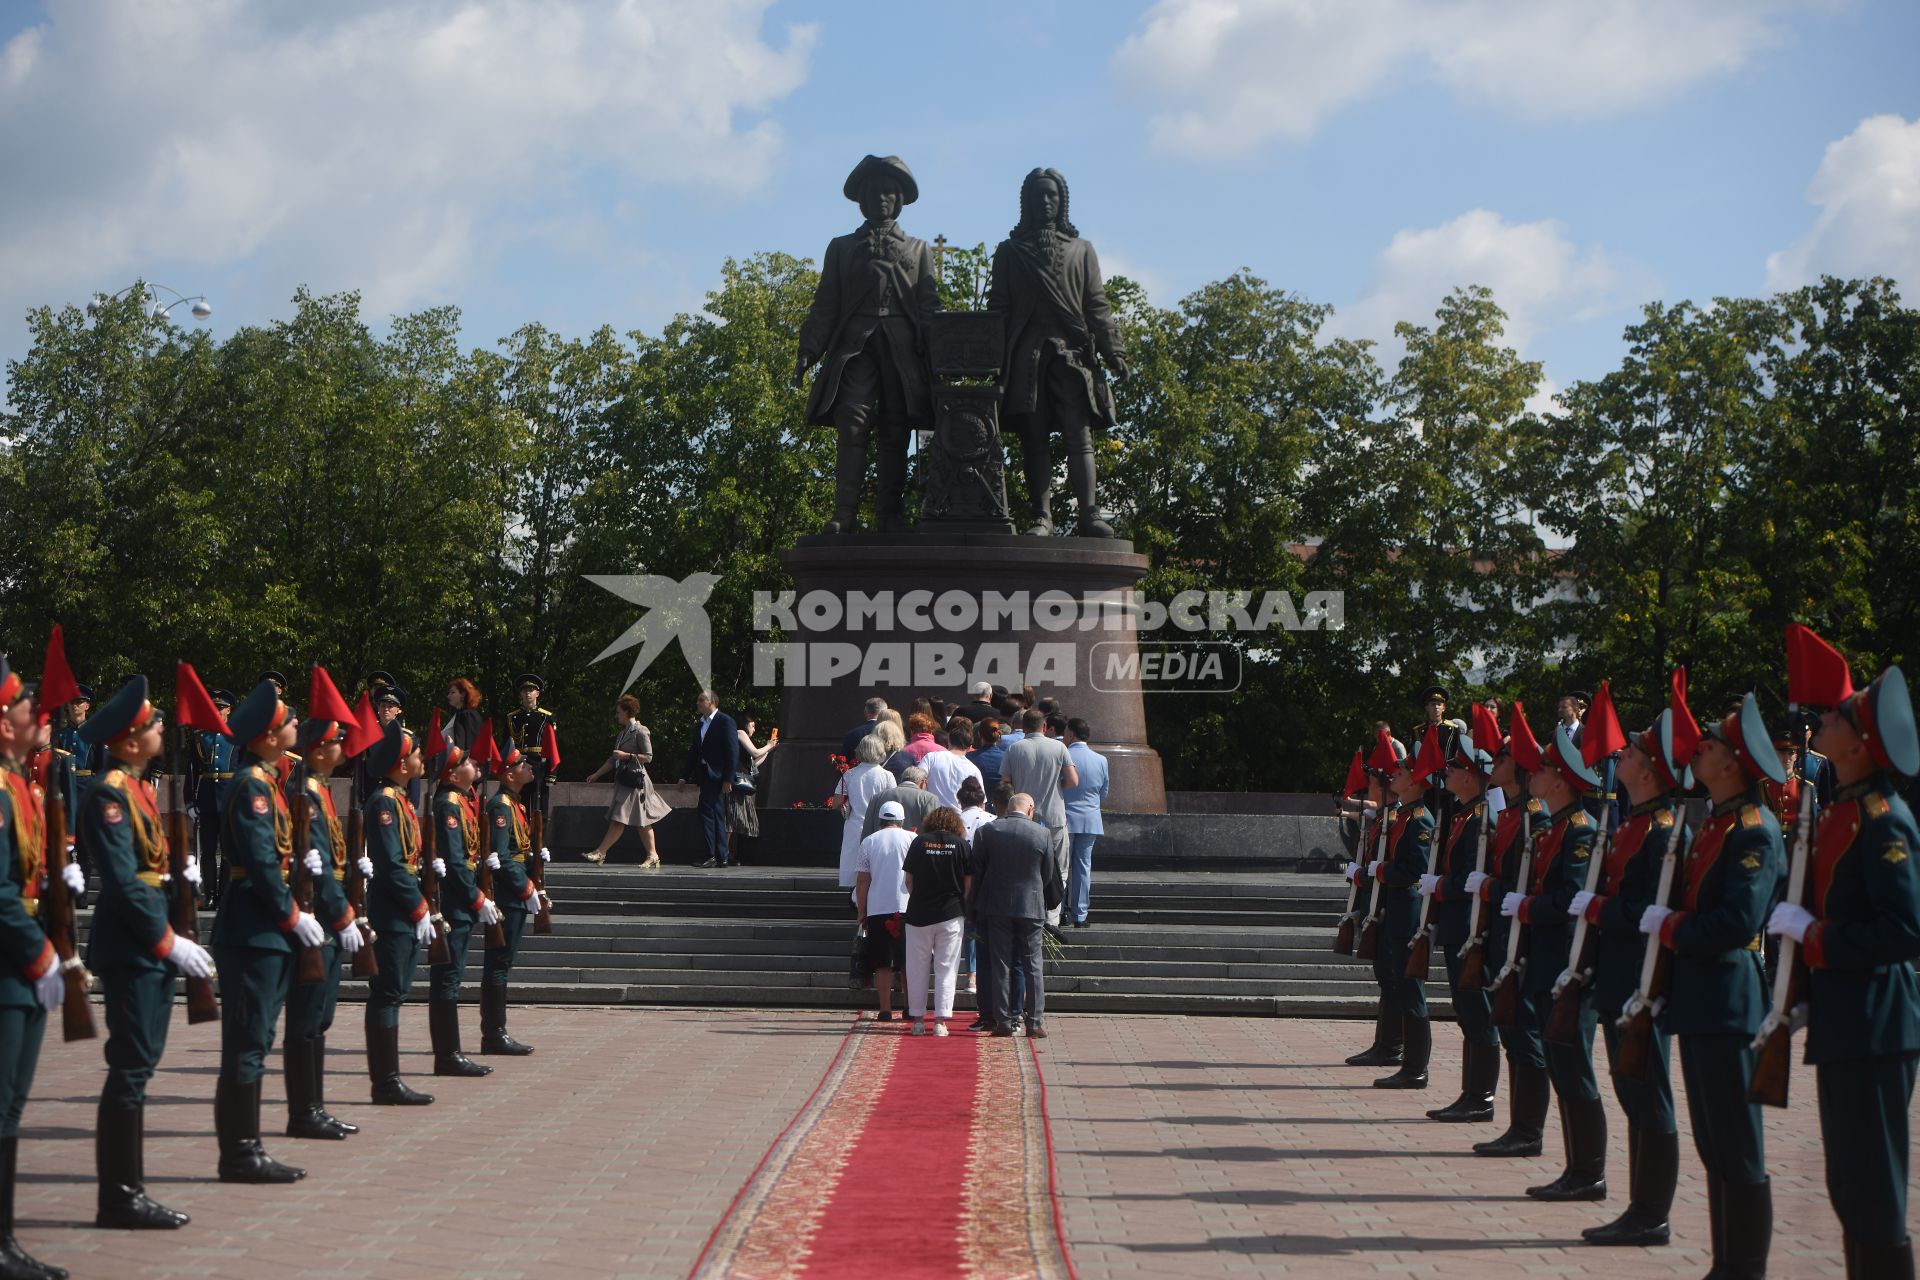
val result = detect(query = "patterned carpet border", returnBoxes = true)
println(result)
[962,1036,1078,1280]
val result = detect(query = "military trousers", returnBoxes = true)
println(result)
[212,945,291,1085]
[365,929,420,1031]
[429,918,475,1003]
[1817,1053,1919,1247]
[1443,936,1496,1046]
[99,964,175,1109]
[1678,1033,1767,1184]
[285,942,341,1043]
[0,1005,46,1137]
[1600,1012,1677,1132]
[482,907,528,988]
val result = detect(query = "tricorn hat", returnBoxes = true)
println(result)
[843,154,918,207]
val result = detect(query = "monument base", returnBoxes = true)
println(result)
[766,533,1166,814]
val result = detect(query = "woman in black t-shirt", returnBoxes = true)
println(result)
[902,807,972,1036]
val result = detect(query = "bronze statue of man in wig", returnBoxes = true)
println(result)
[988,167,1129,537]
[793,154,937,534]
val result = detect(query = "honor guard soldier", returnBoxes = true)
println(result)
[481,740,540,1055]
[208,680,322,1185]
[53,687,100,879]
[427,743,497,1077]
[355,682,405,806]
[1768,630,1920,1279]
[186,689,236,908]
[1502,717,1607,1200]
[1369,725,1443,1089]
[1,663,72,1280]
[508,675,556,820]
[1342,728,1406,1067]
[362,720,437,1105]
[1469,707,1551,1157]
[1794,711,1836,809]
[1640,689,1786,1279]
[1426,707,1501,1122]
[77,677,207,1230]
[283,714,364,1141]
[1568,707,1690,1246]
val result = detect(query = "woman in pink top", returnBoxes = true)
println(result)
[903,712,941,763]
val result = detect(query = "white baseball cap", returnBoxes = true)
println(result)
[877,800,906,821]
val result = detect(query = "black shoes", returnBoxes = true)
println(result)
[1,1136,68,1278]
[1345,996,1404,1067]
[1373,1013,1431,1089]
[284,1036,352,1140]
[93,1104,188,1230]
[367,1023,435,1106]
[1474,1057,1548,1157]
[1526,1096,1606,1201]
[215,1079,306,1184]
[1583,1124,1676,1246]
[430,1000,492,1077]
[479,985,534,1056]
[1428,1041,1499,1122]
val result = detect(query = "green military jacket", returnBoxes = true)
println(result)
[1656,785,1784,1037]
[0,763,56,1010]
[433,784,483,926]
[211,762,298,951]
[78,767,175,975]
[297,773,354,935]
[1586,798,1684,1014]
[1520,802,1595,995]
[486,790,536,911]
[364,783,427,935]
[1378,803,1433,939]
[1801,775,1920,1064]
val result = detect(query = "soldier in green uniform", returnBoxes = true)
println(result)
[283,716,365,1140]
[427,744,496,1077]
[1426,713,1499,1121]
[77,676,208,1230]
[1768,650,1920,1279]
[53,687,99,880]
[1502,721,1606,1200]
[1469,711,1552,1158]
[481,740,540,1056]
[1342,729,1406,1068]
[1569,708,1688,1246]
[1,663,72,1280]
[1369,734,1439,1089]
[507,676,556,822]
[186,689,236,908]
[1640,690,1786,1279]
[208,679,322,1184]
[362,720,437,1105]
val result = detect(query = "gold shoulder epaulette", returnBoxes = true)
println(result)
[1654,808,1675,828]
[250,764,274,782]
[1527,798,1546,815]
[1864,792,1890,819]
[1740,805,1764,829]
[1569,810,1591,828]
[103,768,127,787]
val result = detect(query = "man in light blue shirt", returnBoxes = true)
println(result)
[1062,717,1110,927]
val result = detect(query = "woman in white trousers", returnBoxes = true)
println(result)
[901,807,973,1035]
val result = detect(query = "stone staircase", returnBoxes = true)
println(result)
[80,865,1437,1018]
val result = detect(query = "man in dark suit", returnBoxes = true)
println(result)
[971,793,1061,1038]
[957,681,1000,729]
[681,690,739,868]
[840,696,888,761]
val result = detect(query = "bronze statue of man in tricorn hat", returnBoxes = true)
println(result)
[793,154,937,534]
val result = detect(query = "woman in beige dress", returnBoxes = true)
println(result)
[584,694,667,867]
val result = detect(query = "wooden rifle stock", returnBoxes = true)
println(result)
[289,768,326,985]
[1749,783,1816,1107]
[529,805,552,936]
[1546,793,1615,1047]
[1615,820,1687,1081]
[345,807,378,978]
[1488,818,1534,1029]
[1333,805,1374,955]
[168,773,219,1024]
[39,776,96,1041]
[1456,798,1498,992]
[1352,810,1390,961]
[419,790,451,966]
[1404,813,1447,981]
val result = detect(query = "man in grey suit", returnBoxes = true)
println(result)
[860,767,942,839]
[970,793,1062,1038]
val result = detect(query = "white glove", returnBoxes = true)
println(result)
[1417,873,1440,897]
[291,911,326,948]
[1639,904,1675,936]
[337,923,364,954]
[487,852,501,870]
[1343,861,1360,883]
[1768,901,1815,943]
[182,858,201,887]
[478,898,500,925]
[34,968,64,1010]
[186,804,199,821]
[413,915,436,946]
[1500,891,1525,919]
[432,857,447,878]
[1569,890,1596,919]
[1465,871,1489,895]
[357,856,374,878]
[539,846,551,863]
[62,862,86,894]
[303,848,324,876]
[167,936,215,980]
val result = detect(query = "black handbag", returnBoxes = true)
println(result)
[616,759,647,788]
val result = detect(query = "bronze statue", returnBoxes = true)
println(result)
[793,155,936,534]
[988,167,1129,537]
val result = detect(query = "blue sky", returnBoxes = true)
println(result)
[1,0,1915,399]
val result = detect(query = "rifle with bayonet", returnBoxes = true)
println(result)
[1404,808,1449,980]
[1613,816,1692,1081]
[1489,804,1534,1028]
[344,803,378,978]
[1335,803,1384,955]
[1546,768,1617,1045]
[1748,782,1816,1106]
[417,787,451,966]
[165,745,219,1024]
[1456,792,1502,991]
[288,762,326,985]
[38,761,96,1041]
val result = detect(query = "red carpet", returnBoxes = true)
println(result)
[690,1018,1075,1279]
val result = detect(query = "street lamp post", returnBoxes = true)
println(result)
[87,281,213,326]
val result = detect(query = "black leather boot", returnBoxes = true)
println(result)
[1857,1238,1916,1280]
[1475,1057,1547,1157]
[430,999,491,1077]
[1374,1012,1431,1088]
[1345,996,1403,1067]
[216,1079,304,1183]
[1529,1094,1606,1201]
[1583,1124,1674,1245]
[311,1036,357,1135]
[479,985,533,1056]
[1,1137,67,1280]
[1428,1040,1495,1120]
[94,1103,188,1230]
[283,1037,346,1140]
[1718,1178,1772,1279]
[368,1023,435,1106]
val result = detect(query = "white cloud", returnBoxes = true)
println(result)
[0,0,815,322]
[1766,114,1920,292]
[1329,209,1645,362]
[1113,0,1813,156]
